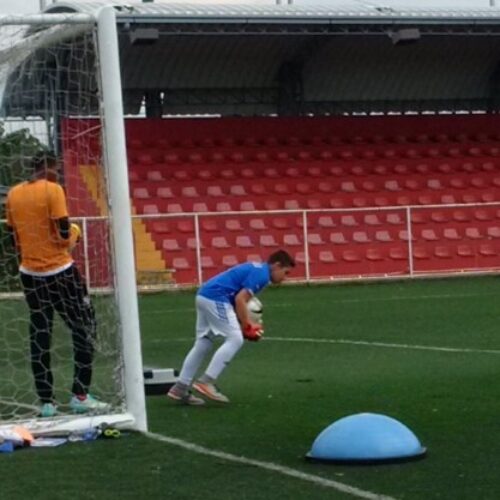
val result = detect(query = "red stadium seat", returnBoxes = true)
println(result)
[366,248,384,261]
[452,210,471,222]
[389,247,407,261]
[225,219,243,232]
[193,202,209,213]
[398,230,414,242]
[282,199,299,210]
[375,230,393,242]
[430,211,450,223]
[247,253,263,263]
[364,214,382,226]
[201,219,219,232]
[172,257,190,269]
[306,198,323,209]
[330,232,347,245]
[177,220,194,233]
[147,170,164,181]
[222,255,238,267]
[168,203,184,214]
[250,184,267,196]
[353,231,370,243]
[474,209,494,221]
[479,244,496,257]
[413,247,430,260]
[307,233,324,245]
[197,169,213,181]
[386,213,404,225]
[465,227,483,239]
[296,183,312,194]
[283,234,302,246]
[182,186,199,198]
[318,181,333,193]
[216,202,233,212]
[443,228,461,240]
[230,185,247,196]
[208,237,227,249]
[201,256,216,269]
[319,251,335,263]
[249,218,267,231]
[241,201,257,211]
[487,227,500,238]
[207,185,224,197]
[163,239,181,251]
[152,222,170,234]
[384,180,401,192]
[434,246,452,259]
[318,216,335,228]
[421,229,439,242]
[133,187,150,199]
[264,200,280,211]
[457,244,474,257]
[236,236,254,248]
[341,181,356,193]
[186,237,202,250]
[340,215,358,227]
[286,167,301,178]
[157,187,174,199]
[260,235,279,247]
[144,204,160,214]
[342,250,361,262]
[272,218,291,230]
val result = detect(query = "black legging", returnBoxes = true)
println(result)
[20,265,96,403]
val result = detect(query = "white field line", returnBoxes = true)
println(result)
[149,336,500,355]
[145,291,499,315]
[267,337,500,355]
[144,432,396,500]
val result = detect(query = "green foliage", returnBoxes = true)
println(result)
[0,122,47,187]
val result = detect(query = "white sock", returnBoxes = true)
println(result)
[177,336,213,386]
[204,334,244,381]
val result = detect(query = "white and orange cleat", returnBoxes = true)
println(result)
[167,385,205,406]
[192,381,230,403]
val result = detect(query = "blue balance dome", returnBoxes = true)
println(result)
[307,413,426,464]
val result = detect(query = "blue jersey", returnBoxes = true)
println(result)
[198,262,271,305]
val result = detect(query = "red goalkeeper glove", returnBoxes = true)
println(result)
[243,322,264,342]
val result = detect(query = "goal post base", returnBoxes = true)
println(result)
[0,412,136,437]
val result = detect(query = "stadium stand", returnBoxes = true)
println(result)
[120,115,500,283]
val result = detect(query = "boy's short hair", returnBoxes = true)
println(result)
[31,151,57,172]
[267,250,295,268]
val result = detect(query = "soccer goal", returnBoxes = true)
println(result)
[0,8,147,433]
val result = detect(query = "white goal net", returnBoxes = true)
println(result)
[0,11,145,432]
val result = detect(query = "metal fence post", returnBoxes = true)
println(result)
[406,206,414,276]
[302,210,310,282]
[194,213,203,285]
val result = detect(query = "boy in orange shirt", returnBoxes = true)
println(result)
[6,152,109,417]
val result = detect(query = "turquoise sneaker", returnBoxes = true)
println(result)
[69,394,110,414]
[40,402,57,418]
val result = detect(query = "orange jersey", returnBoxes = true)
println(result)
[6,179,73,273]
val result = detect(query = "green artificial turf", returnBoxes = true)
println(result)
[2,276,500,499]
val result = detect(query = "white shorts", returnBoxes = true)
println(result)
[195,295,242,340]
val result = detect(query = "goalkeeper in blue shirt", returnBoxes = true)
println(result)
[168,250,295,405]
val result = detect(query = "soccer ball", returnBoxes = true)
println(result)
[247,296,263,324]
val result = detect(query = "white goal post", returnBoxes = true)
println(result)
[0,8,147,434]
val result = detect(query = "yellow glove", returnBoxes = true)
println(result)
[68,222,81,252]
